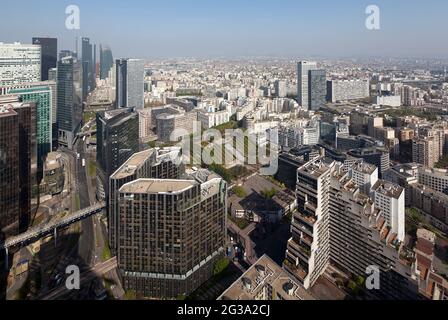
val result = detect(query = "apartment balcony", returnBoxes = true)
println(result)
[294,211,316,227]
[283,257,308,282]
[301,232,314,246]
[288,238,311,260]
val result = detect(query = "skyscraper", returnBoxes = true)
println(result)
[116,59,144,110]
[10,84,53,176]
[32,37,57,81]
[96,108,139,178]
[81,37,94,96]
[48,68,58,149]
[0,106,19,237]
[57,57,83,149]
[297,61,317,109]
[117,169,227,298]
[308,69,327,111]
[0,43,41,87]
[0,101,37,235]
[100,45,114,80]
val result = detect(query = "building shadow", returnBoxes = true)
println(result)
[2,227,108,300]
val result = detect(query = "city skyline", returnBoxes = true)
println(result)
[1,0,448,59]
[2,0,448,304]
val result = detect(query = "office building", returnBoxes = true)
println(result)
[117,169,227,298]
[297,61,317,109]
[108,148,184,254]
[32,37,57,81]
[82,37,94,94]
[9,84,53,177]
[0,106,19,237]
[0,42,41,87]
[0,101,37,235]
[96,108,139,178]
[156,106,197,143]
[308,69,327,111]
[100,45,114,80]
[284,158,419,299]
[56,57,83,149]
[116,58,144,110]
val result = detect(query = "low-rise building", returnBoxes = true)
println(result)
[218,254,315,300]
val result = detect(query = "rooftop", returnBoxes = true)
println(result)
[111,149,154,180]
[372,180,404,199]
[218,255,314,301]
[351,161,378,175]
[120,179,196,194]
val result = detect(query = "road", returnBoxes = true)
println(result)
[75,139,95,266]
[38,257,118,300]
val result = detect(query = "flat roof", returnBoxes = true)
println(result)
[219,254,314,300]
[111,149,154,180]
[372,180,404,199]
[120,179,196,194]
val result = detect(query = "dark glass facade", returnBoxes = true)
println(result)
[96,108,139,178]
[0,108,19,237]
[99,45,113,80]
[32,37,57,81]
[57,57,83,149]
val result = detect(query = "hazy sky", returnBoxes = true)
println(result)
[1,0,447,59]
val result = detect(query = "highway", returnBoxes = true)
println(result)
[75,139,96,266]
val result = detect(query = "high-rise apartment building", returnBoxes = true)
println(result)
[372,180,406,242]
[274,80,287,98]
[348,147,390,178]
[56,57,83,149]
[96,108,139,178]
[108,148,184,254]
[117,169,227,298]
[412,137,439,168]
[297,61,317,109]
[348,161,379,195]
[327,79,370,103]
[284,158,419,299]
[308,69,327,111]
[116,58,144,110]
[32,38,57,81]
[0,43,41,87]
